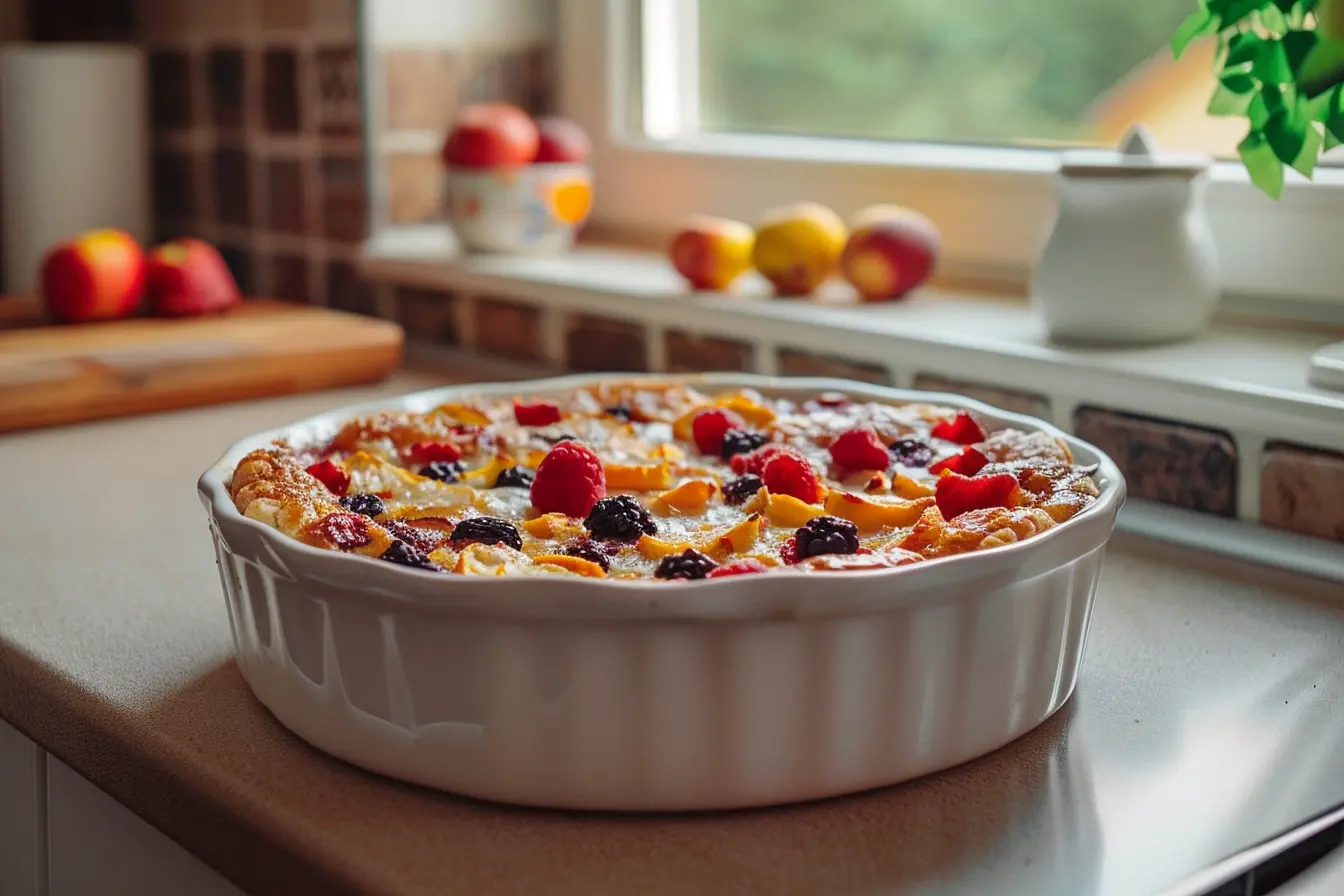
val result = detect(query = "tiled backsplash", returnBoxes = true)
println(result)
[143,0,361,304]
[139,0,554,300]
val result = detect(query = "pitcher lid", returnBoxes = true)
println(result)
[1058,125,1211,179]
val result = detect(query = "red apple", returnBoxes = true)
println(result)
[669,216,755,290]
[39,228,146,324]
[442,103,539,168]
[145,238,241,317]
[534,116,591,163]
[840,205,941,301]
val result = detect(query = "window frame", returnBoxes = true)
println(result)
[557,0,1344,312]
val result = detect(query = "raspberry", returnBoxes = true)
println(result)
[564,538,614,571]
[585,495,657,540]
[762,452,823,504]
[817,391,851,408]
[935,472,1020,519]
[795,516,860,558]
[530,441,607,517]
[305,459,349,495]
[406,440,462,465]
[493,465,535,488]
[928,446,990,476]
[339,493,386,517]
[450,516,524,551]
[731,444,799,476]
[779,536,802,565]
[930,411,987,445]
[308,512,370,549]
[707,558,769,578]
[419,459,466,482]
[654,548,718,580]
[722,473,764,506]
[829,426,890,471]
[380,540,441,571]
[720,429,768,460]
[691,408,745,455]
[889,438,933,468]
[383,519,443,554]
[514,400,563,427]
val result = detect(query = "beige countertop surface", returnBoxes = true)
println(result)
[3,365,1344,896]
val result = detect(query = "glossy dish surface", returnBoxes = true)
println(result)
[199,374,1125,811]
[225,379,1102,583]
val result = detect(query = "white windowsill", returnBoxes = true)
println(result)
[360,229,1344,581]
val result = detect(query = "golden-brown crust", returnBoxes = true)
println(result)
[226,384,1099,579]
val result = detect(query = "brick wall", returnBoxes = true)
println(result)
[141,0,361,305]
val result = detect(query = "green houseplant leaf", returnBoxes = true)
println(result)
[1173,7,1220,59]
[1239,130,1286,197]
[1176,0,1340,197]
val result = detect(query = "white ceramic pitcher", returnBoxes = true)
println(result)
[1032,126,1218,345]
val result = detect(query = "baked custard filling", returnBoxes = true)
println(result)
[228,381,1100,580]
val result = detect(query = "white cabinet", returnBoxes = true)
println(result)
[0,718,42,896]
[0,718,245,896]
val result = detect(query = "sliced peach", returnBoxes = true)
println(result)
[765,492,825,528]
[524,448,548,468]
[651,479,717,515]
[522,512,583,539]
[890,471,936,500]
[715,394,776,429]
[532,554,607,577]
[740,486,769,514]
[432,402,493,426]
[699,513,768,558]
[637,535,692,560]
[605,461,673,491]
[823,491,933,532]
[464,453,516,486]
[649,442,686,462]
[427,545,459,568]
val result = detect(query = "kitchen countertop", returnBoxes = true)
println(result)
[3,365,1344,896]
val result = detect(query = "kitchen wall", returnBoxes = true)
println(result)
[138,0,553,308]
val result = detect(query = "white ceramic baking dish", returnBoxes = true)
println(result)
[198,373,1126,811]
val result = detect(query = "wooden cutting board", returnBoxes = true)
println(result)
[0,297,404,433]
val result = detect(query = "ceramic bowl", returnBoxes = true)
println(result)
[198,373,1126,811]
[444,162,592,254]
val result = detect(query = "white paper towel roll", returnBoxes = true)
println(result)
[0,44,149,293]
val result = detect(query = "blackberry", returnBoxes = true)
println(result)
[339,493,386,517]
[795,516,861,558]
[584,495,658,540]
[722,474,764,506]
[493,465,535,488]
[654,548,718,581]
[419,459,466,482]
[383,519,439,554]
[720,429,768,460]
[605,405,634,421]
[889,438,933,468]
[450,516,524,551]
[380,540,440,571]
[563,538,614,571]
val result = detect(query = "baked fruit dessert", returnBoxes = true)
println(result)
[228,381,1101,580]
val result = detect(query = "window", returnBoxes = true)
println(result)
[558,0,1344,312]
[696,0,1218,152]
